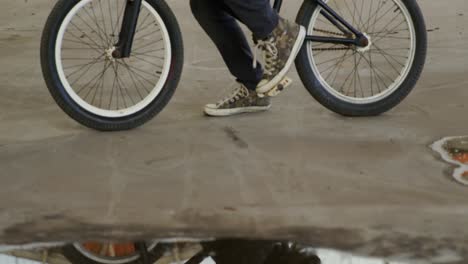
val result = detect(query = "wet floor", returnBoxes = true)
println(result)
[432,136,468,186]
[0,240,416,264]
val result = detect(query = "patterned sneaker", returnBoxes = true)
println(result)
[204,84,271,117]
[254,17,306,95]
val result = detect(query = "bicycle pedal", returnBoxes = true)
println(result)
[258,77,293,98]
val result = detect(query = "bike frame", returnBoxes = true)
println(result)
[113,0,367,58]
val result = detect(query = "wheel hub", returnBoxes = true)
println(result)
[105,46,117,62]
[356,33,372,53]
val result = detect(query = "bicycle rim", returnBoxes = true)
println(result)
[306,0,417,104]
[55,0,172,118]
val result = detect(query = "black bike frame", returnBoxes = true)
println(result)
[114,0,143,58]
[114,0,366,58]
[274,0,367,47]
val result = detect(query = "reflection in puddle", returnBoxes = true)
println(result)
[432,136,468,186]
[0,240,411,264]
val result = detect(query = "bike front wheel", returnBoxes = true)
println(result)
[295,0,427,116]
[41,0,183,131]
[62,242,163,264]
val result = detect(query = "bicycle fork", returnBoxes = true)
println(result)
[112,0,143,59]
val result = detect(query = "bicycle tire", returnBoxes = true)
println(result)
[295,0,427,116]
[41,0,184,131]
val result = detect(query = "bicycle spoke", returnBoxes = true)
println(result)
[134,29,162,42]
[348,54,362,97]
[324,50,351,83]
[339,54,359,93]
[83,66,105,101]
[319,53,354,76]
[136,19,161,37]
[123,61,159,78]
[356,59,365,97]
[119,61,157,85]
[98,61,108,108]
[364,0,392,32]
[359,0,365,30]
[89,2,111,46]
[132,38,163,52]
[113,0,126,41]
[343,0,357,29]
[132,55,164,70]
[108,68,117,109]
[372,6,403,32]
[350,0,365,30]
[81,6,109,47]
[133,48,165,55]
[64,28,104,52]
[372,42,407,67]
[329,50,351,87]
[368,27,408,35]
[65,54,104,77]
[98,0,111,46]
[107,0,115,41]
[69,21,105,49]
[122,62,146,100]
[365,0,374,32]
[329,0,347,25]
[358,52,396,86]
[68,58,104,86]
[121,61,152,94]
[372,17,407,42]
[76,62,111,95]
[62,38,102,53]
[316,53,350,67]
[135,13,152,34]
[112,63,131,108]
[90,63,107,105]
[132,52,165,59]
[371,3,399,33]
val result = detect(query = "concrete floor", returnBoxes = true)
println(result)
[0,0,467,262]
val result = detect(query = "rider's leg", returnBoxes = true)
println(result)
[190,0,272,116]
[222,0,279,40]
[190,0,262,91]
[222,0,307,95]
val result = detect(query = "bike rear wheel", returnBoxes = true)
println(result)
[295,0,427,116]
[41,0,183,131]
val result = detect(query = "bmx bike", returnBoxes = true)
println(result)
[41,0,427,131]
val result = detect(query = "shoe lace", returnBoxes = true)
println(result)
[253,37,278,76]
[216,85,250,107]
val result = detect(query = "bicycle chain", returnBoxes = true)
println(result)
[313,28,346,36]
[312,28,352,51]
[312,47,352,51]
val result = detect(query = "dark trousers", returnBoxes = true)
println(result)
[190,0,279,90]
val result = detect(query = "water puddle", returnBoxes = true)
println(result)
[431,136,468,186]
[0,239,415,264]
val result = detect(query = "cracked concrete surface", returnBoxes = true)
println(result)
[0,0,467,263]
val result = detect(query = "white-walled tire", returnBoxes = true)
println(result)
[41,0,183,130]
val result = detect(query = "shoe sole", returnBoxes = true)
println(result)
[204,105,271,117]
[257,77,293,98]
[256,26,307,94]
